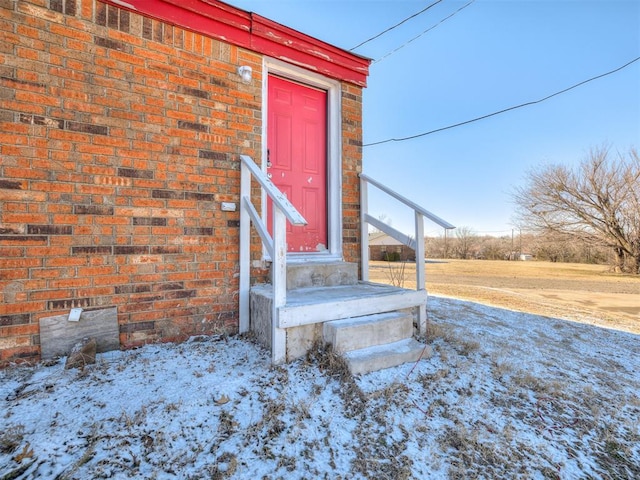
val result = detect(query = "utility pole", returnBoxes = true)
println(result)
[444,228,448,259]
[519,228,522,258]
[511,229,514,260]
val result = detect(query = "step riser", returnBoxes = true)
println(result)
[323,312,413,353]
[281,262,358,289]
[345,339,430,375]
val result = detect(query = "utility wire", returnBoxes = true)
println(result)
[374,0,476,64]
[364,56,640,147]
[350,0,443,51]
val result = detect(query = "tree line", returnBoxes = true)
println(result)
[426,145,639,273]
[424,230,611,265]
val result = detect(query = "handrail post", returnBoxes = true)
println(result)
[239,161,251,333]
[360,176,369,282]
[415,211,425,289]
[414,211,426,335]
[271,208,287,364]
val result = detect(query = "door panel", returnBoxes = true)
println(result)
[268,75,327,252]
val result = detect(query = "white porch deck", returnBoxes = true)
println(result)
[251,281,427,329]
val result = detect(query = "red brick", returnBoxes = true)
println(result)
[0,258,41,269]
[0,301,46,315]
[2,213,49,224]
[1,323,39,337]
[15,90,61,107]
[93,274,130,286]
[49,23,92,42]
[48,128,91,143]
[108,28,144,46]
[0,346,40,365]
[31,268,74,279]
[49,277,92,289]
[25,246,70,258]
[129,310,164,324]
[45,257,87,267]
[77,265,116,276]
[30,289,73,301]
[0,335,32,351]
[77,286,114,297]
[0,247,24,257]
[30,181,75,193]
[109,49,145,66]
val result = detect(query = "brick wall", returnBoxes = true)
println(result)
[0,0,364,366]
[341,82,363,268]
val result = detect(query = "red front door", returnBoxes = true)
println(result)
[267,75,328,253]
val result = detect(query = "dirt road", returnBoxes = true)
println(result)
[368,259,640,334]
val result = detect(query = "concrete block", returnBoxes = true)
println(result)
[39,307,119,359]
[249,285,273,350]
[286,323,322,361]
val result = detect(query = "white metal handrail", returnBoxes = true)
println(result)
[239,155,306,363]
[359,173,455,334]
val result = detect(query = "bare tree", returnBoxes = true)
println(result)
[478,235,511,260]
[425,235,446,259]
[529,231,579,263]
[454,226,477,259]
[513,146,640,273]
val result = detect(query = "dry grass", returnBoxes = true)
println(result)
[306,340,367,418]
[0,424,24,455]
[1,319,638,479]
[370,259,640,334]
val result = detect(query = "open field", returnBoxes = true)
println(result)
[369,259,640,334]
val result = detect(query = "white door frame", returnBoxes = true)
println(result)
[262,57,343,262]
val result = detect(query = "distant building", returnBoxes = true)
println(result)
[368,232,416,261]
[519,254,533,261]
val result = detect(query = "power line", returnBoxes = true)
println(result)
[364,56,640,147]
[374,0,475,64]
[350,0,443,51]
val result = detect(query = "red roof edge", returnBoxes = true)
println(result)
[101,0,371,86]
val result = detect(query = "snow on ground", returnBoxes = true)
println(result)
[1,296,639,479]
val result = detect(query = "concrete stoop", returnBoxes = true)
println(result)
[249,261,430,374]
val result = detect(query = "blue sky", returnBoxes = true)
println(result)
[230,0,640,237]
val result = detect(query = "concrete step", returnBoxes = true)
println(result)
[344,338,430,375]
[323,311,413,353]
[283,262,358,289]
[250,281,428,365]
